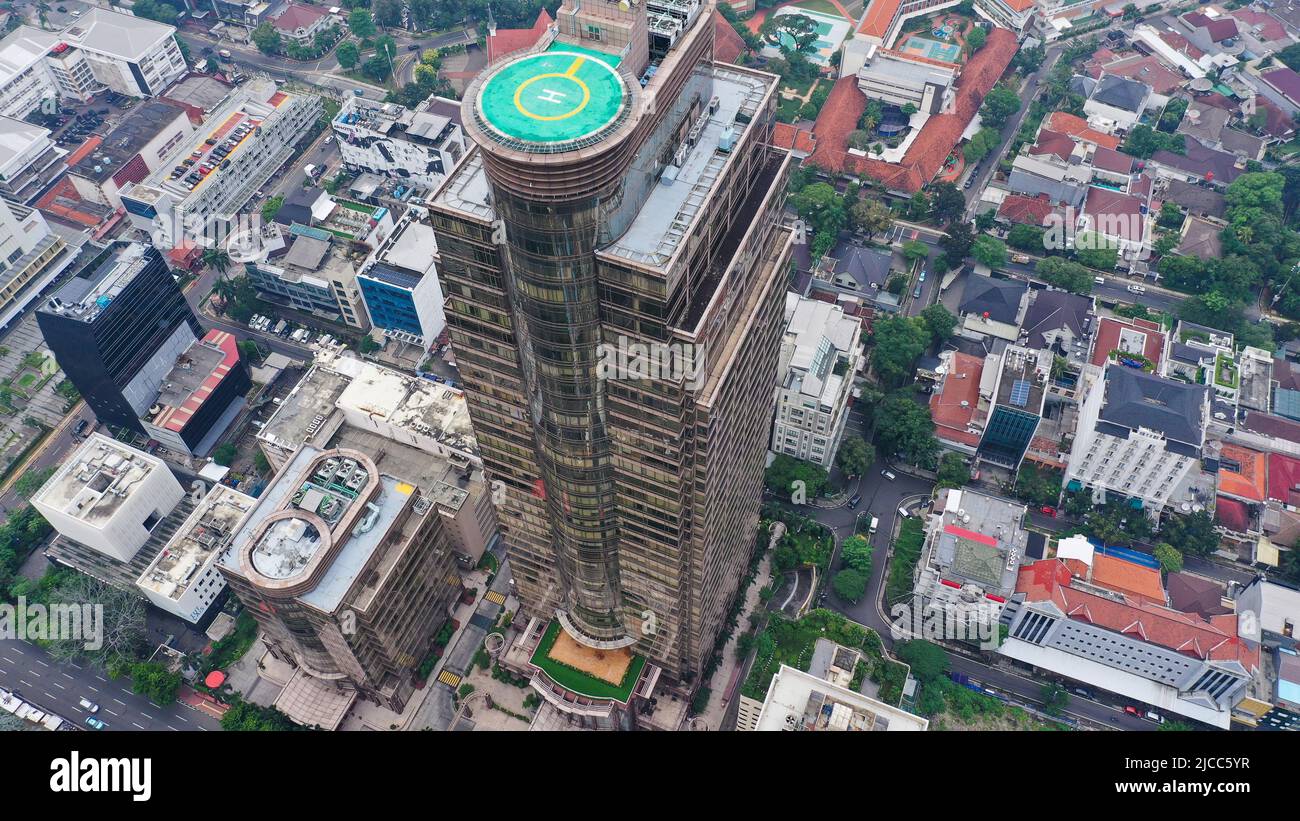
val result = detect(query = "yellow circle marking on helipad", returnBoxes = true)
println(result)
[514,57,591,122]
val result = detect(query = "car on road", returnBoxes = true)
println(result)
[918,270,926,282]
[85,716,106,730]
[78,698,99,713]
[964,176,974,189]
[1040,505,1057,517]
[1094,276,1105,285]
[869,516,879,534]
[913,284,922,299]
[1127,284,1146,294]
[407,44,421,51]
[73,419,89,436]
[1124,705,1141,717]
[881,469,896,481]
[1010,253,1031,264]
[324,135,334,145]
[847,493,861,509]
[218,49,232,59]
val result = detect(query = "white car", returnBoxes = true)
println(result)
[1127,284,1146,294]
[881,469,896,481]
[78,698,99,713]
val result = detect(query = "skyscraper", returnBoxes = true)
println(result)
[429,0,791,696]
[37,241,202,434]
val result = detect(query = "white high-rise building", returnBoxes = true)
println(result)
[770,294,863,468]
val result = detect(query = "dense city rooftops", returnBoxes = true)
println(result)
[137,485,254,603]
[32,433,167,526]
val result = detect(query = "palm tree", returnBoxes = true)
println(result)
[202,247,231,275]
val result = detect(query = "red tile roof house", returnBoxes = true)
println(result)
[930,351,986,453]
[1042,111,1122,150]
[806,27,1018,195]
[712,10,747,65]
[996,192,1066,227]
[1003,559,1260,729]
[272,3,332,45]
[486,9,554,63]
[1090,316,1166,370]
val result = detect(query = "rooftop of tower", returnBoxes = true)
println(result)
[473,44,630,153]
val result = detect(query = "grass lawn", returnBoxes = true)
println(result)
[529,620,645,702]
[885,516,925,606]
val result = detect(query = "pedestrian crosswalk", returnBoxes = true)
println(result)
[437,669,462,688]
[484,590,506,606]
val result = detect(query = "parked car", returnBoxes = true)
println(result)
[1143,710,1165,724]
[73,419,89,436]
[1124,705,1141,717]
[847,494,862,509]
[881,469,896,481]
[78,698,99,713]
[1094,276,1105,285]
[84,716,106,730]
[1040,505,1057,517]
[1127,284,1146,294]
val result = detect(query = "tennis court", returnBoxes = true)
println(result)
[901,35,962,63]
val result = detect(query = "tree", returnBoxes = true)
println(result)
[212,442,238,467]
[251,22,281,55]
[1153,542,1184,574]
[764,455,831,501]
[972,235,1007,269]
[1279,42,1300,72]
[348,9,376,38]
[1007,223,1044,252]
[791,182,846,237]
[935,452,969,489]
[221,697,301,731]
[42,574,147,673]
[901,102,918,117]
[963,127,1001,164]
[237,339,262,364]
[975,210,997,233]
[363,54,392,82]
[832,569,868,603]
[979,84,1022,129]
[1121,124,1184,159]
[871,315,930,387]
[901,240,929,264]
[939,220,975,262]
[1040,682,1070,716]
[919,303,957,344]
[908,191,930,221]
[965,25,986,52]
[372,0,403,27]
[895,639,949,683]
[850,199,893,240]
[131,662,182,705]
[874,393,938,468]
[840,535,873,574]
[1074,233,1118,271]
[1012,45,1045,75]
[930,183,965,224]
[12,466,55,500]
[336,40,360,70]
[1161,511,1220,556]
[1035,256,1093,294]
[836,435,874,478]
[202,247,230,275]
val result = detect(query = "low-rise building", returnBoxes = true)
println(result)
[930,350,989,455]
[959,274,1028,342]
[0,195,78,331]
[1001,557,1259,728]
[977,345,1051,472]
[1083,74,1153,132]
[356,205,447,347]
[332,94,466,194]
[855,43,955,115]
[1066,364,1208,513]
[744,663,929,731]
[32,434,185,563]
[245,226,369,330]
[120,79,323,245]
[140,328,252,456]
[66,99,193,210]
[271,3,334,46]
[136,484,255,623]
[769,293,862,468]
[0,116,66,204]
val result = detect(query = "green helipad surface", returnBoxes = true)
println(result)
[477,50,626,146]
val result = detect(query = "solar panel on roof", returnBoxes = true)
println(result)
[1009,379,1031,407]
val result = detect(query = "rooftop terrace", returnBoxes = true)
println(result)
[137,485,254,602]
[529,619,646,703]
[34,434,166,526]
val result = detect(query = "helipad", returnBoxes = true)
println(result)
[477,50,627,148]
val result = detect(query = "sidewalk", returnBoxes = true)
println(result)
[696,522,783,730]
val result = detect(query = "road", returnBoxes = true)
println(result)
[0,403,92,515]
[0,639,222,732]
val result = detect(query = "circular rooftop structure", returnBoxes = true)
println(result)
[475,50,629,153]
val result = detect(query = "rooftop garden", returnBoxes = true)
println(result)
[529,620,645,703]
[1214,352,1239,390]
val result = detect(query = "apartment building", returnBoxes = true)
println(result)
[0,195,77,330]
[0,26,62,118]
[331,94,465,193]
[770,293,863,468]
[59,9,187,97]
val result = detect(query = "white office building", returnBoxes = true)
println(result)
[58,9,187,97]
[855,43,955,115]
[32,434,185,563]
[0,115,66,203]
[770,293,862,468]
[331,95,465,193]
[137,484,255,623]
[0,26,61,118]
